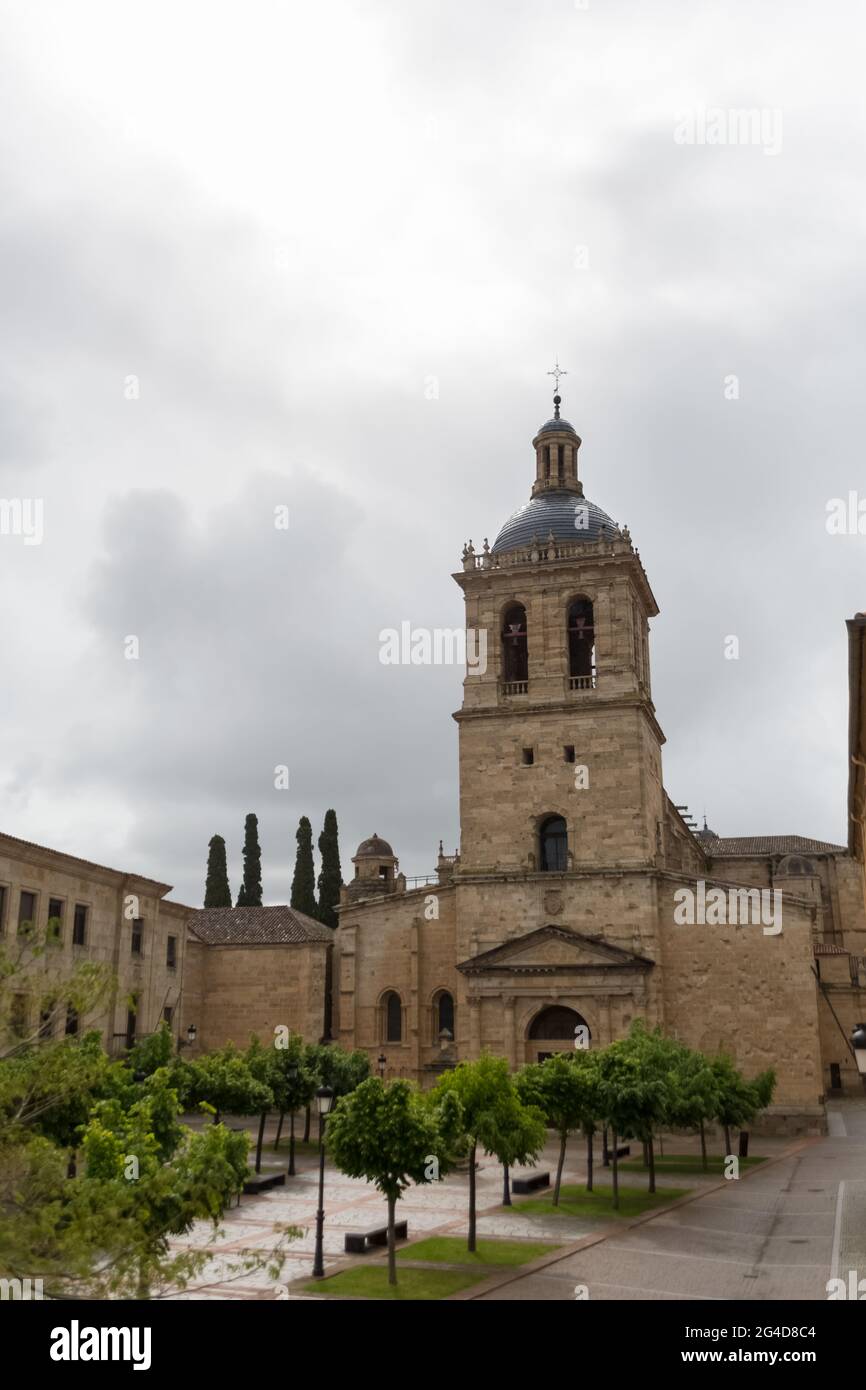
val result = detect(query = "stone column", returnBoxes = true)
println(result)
[468,995,482,1059]
[503,995,516,1069]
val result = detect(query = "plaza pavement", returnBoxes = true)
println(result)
[162,1107,866,1300]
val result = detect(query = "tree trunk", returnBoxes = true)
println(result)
[586,1130,593,1193]
[642,1139,649,1167]
[554,1133,567,1206]
[612,1129,619,1210]
[288,1110,296,1177]
[67,1152,77,1179]
[699,1119,708,1172]
[502,1163,511,1206]
[387,1191,398,1286]
[468,1142,478,1252]
[274,1110,284,1150]
[213,1110,220,1124]
[724,1123,732,1157]
[647,1133,656,1194]
[255,1110,267,1173]
[303,1105,311,1143]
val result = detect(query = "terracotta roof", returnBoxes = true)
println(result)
[188,905,333,945]
[814,943,850,956]
[0,830,173,891]
[701,835,846,857]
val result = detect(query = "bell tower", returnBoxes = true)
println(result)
[453,389,666,877]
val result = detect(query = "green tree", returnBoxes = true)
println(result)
[431,1053,516,1250]
[477,1089,546,1206]
[127,1020,174,1078]
[711,1055,776,1156]
[326,1077,454,1285]
[290,816,317,918]
[316,809,343,930]
[517,1052,599,1204]
[596,1036,671,1206]
[665,1044,719,1172]
[270,1032,317,1175]
[187,1043,273,1125]
[238,812,263,907]
[204,834,232,908]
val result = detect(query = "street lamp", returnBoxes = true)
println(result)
[852,1023,866,1082]
[312,1085,335,1279]
[377,1052,386,1079]
[185,1023,197,1046]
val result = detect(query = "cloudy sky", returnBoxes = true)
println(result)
[2,0,865,905]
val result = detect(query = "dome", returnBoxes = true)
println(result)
[355,833,395,859]
[491,490,617,556]
[535,415,578,438]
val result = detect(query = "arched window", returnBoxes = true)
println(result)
[502,603,528,686]
[436,991,454,1036]
[568,598,595,688]
[384,991,402,1043]
[528,1006,590,1042]
[539,815,568,872]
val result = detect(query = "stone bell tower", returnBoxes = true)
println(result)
[453,390,666,877]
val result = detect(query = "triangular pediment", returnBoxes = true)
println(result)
[457,925,654,976]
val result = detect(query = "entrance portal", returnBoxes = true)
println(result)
[526,1005,590,1064]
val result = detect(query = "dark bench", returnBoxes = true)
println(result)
[512,1170,550,1194]
[602,1145,631,1165]
[243,1171,286,1195]
[344,1220,408,1254]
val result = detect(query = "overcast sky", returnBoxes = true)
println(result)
[2,0,865,906]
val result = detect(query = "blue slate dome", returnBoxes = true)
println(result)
[492,490,617,556]
[535,414,578,437]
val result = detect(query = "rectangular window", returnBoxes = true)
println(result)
[131,918,143,956]
[39,1006,54,1039]
[166,935,177,969]
[65,1006,79,1037]
[47,898,64,945]
[18,891,37,933]
[0,884,7,933]
[72,904,88,946]
[522,748,534,766]
[126,996,138,1049]
[564,745,576,763]
[830,1062,842,1090]
[163,1005,173,1026]
[11,994,28,1037]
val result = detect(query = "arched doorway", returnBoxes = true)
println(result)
[526,1005,591,1063]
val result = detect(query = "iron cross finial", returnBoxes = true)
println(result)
[547,359,567,394]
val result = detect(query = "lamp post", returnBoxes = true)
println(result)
[180,1023,197,1051]
[852,1023,866,1088]
[377,1052,386,1079]
[312,1085,335,1278]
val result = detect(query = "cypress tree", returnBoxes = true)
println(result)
[239,812,263,907]
[204,834,232,908]
[290,816,317,918]
[316,808,343,930]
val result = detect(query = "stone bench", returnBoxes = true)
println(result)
[242,1171,286,1195]
[344,1220,408,1254]
[512,1170,550,1194]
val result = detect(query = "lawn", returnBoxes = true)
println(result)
[398,1236,558,1266]
[620,1154,767,1176]
[304,1266,486,1300]
[514,1182,690,1220]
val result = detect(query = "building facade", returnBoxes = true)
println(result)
[334,396,866,1131]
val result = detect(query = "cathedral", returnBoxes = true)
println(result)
[7,392,866,1136]
[333,392,866,1133]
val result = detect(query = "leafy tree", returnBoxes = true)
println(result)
[711,1055,776,1155]
[665,1044,719,1171]
[270,1033,317,1175]
[431,1054,516,1250]
[290,815,317,918]
[204,834,232,908]
[517,1052,598,1204]
[596,1035,671,1205]
[187,1043,273,1125]
[326,1077,454,1285]
[127,1020,174,1078]
[477,1089,546,1206]
[316,809,343,930]
[238,812,263,907]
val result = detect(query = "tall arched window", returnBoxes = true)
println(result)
[568,598,595,688]
[502,603,528,687]
[384,991,402,1042]
[539,815,568,872]
[436,991,454,1036]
